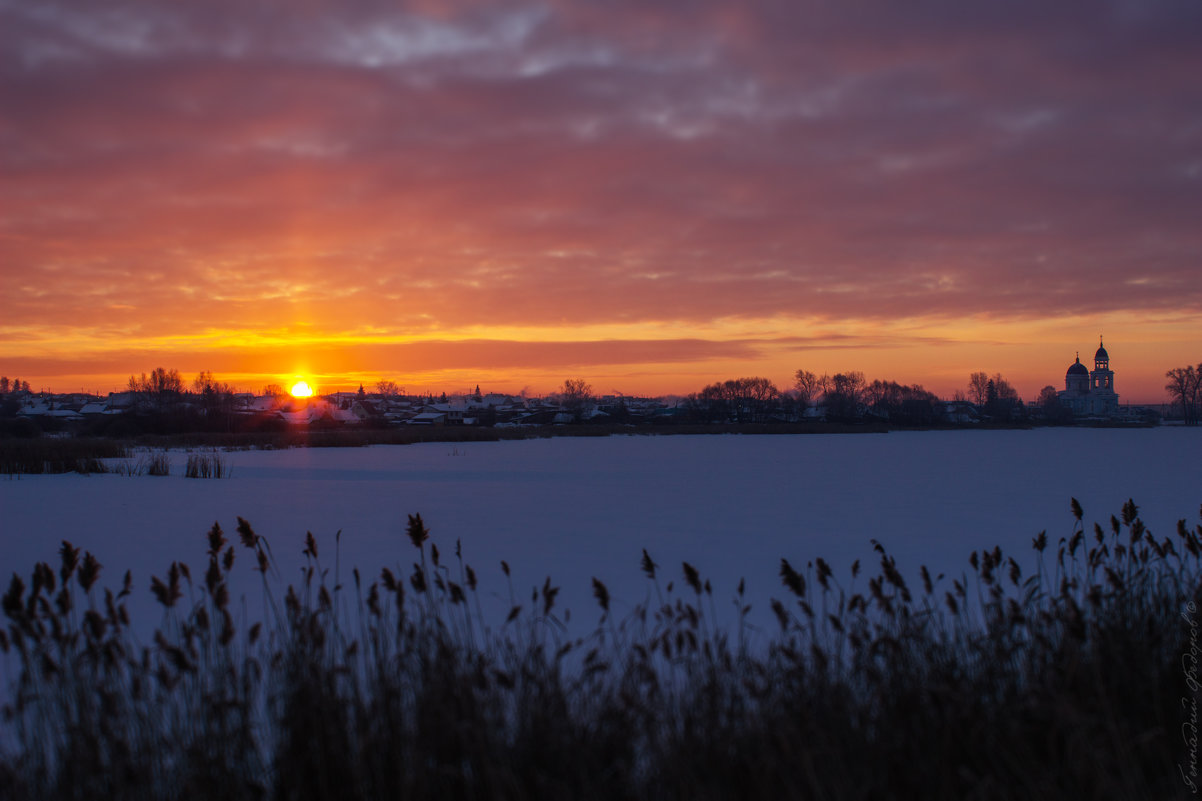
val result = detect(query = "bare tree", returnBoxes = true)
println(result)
[190,370,235,424]
[980,373,1022,421]
[691,377,780,422]
[740,377,779,422]
[192,371,212,395]
[1165,365,1201,425]
[990,373,1019,402]
[129,367,184,411]
[1194,365,1202,423]
[823,371,865,420]
[793,369,821,409]
[129,367,183,395]
[967,372,990,406]
[376,380,403,397]
[863,379,938,424]
[559,378,594,421]
[191,370,232,396]
[691,385,724,422]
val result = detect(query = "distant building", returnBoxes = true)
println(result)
[1059,337,1119,416]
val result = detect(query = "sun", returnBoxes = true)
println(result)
[290,380,315,398]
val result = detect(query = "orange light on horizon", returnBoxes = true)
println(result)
[290,380,315,398]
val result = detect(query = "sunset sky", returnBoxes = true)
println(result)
[3,1,1200,401]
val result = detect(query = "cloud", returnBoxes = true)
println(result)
[2,1,1201,393]
[0,336,773,378]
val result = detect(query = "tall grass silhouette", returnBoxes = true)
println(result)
[2,499,1197,800]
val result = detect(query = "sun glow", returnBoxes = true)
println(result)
[290,380,314,398]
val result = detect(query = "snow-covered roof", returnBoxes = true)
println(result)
[247,396,278,412]
[426,402,466,413]
[20,407,85,419]
[468,394,512,408]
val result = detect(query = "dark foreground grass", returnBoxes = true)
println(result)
[2,499,1198,800]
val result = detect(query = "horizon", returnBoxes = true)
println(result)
[3,3,1199,402]
[5,357,1182,407]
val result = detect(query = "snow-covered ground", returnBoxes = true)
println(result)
[2,429,1199,637]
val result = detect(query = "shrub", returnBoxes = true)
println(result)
[112,458,144,476]
[184,450,228,478]
[114,451,171,477]
[146,451,171,476]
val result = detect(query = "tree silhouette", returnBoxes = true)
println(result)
[128,367,184,411]
[693,377,779,423]
[864,380,939,424]
[1165,365,1201,425]
[559,378,594,421]
[793,370,821,410]
[967,372,990,406]
[823,372,865,421]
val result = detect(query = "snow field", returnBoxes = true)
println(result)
[1,428,1198,639]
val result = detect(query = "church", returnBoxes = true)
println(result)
[1058,337,1119,416]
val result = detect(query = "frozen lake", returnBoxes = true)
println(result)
[2,429,1199,636]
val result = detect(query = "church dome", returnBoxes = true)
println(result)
[1067,356,1088,377]
[1094,336,1109,363]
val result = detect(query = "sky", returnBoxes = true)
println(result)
[2,1,1200,401]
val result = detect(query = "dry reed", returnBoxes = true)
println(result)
[1,498,1197,800]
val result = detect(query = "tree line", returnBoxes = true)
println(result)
[678,371,972,425]
[103,368,239,434]
[125,368,238,414]
[0,377,32,394]
[9,358,1198,433]
[676,368,1039,425]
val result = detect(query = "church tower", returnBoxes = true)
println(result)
[1087,335,1118,415]
[1090,336,1114,392]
